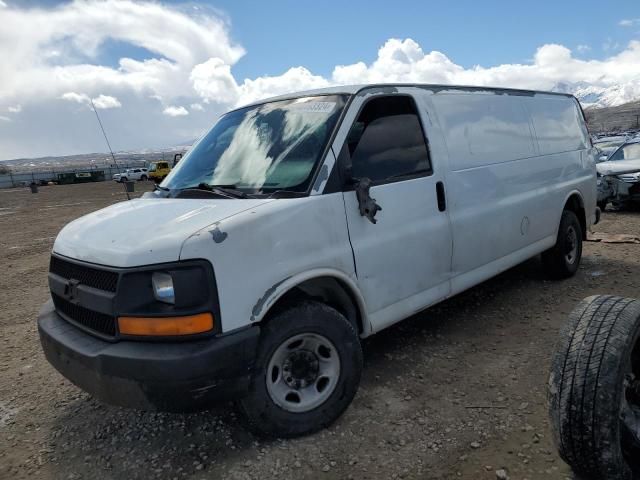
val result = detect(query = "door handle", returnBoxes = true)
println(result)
[436,181,446,212]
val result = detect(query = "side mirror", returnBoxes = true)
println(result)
[340,146,381,224]
[353,177,382,224]
[599,155,608,162]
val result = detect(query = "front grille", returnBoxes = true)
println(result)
[52,293,117,337]
[50,256,119,292]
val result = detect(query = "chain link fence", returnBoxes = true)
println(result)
[0,164,146,189]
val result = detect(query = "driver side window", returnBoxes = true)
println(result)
[347,95,431,183]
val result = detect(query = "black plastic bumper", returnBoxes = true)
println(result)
[37,300,260,412]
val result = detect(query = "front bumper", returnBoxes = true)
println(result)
[38,300,260,411]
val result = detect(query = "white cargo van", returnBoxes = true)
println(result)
[39,84,598,437]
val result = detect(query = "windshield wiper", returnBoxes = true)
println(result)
[154,184,169,191]
[196,183,248,198]
[267,189,306,198]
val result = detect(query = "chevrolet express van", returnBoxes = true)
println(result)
[38,84,598,437]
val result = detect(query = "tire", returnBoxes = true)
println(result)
[238,300,363,438]
[542,210,583,279]
[140,175,147,181]
[548,295,640,480]
[597,200,608,212]
[120,177,128,183]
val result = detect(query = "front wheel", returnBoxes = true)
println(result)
[542,210,583,279]
[238,301,362,438]
[140,175,147,181]
[120,177,128,183]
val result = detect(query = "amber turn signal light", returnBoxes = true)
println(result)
[118,313,214,336]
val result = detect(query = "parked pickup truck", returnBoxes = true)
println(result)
[38,84,598,437]
[112,168,148,182]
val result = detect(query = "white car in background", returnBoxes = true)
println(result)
[596,138,640,209]
[594,135,627,162]
[112,168,148,182]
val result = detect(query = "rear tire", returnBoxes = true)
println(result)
[548,295,640,480]
[542,210,583,279]
[238,300,362,438]
[140,175,147,181]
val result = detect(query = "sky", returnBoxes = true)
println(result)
[0,0,639,160]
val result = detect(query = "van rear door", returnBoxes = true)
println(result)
[338,92,452,332]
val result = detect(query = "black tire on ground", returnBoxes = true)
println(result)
[238,300,363,438]
[542,210,583,279]
[597,200,608,212]
[140,175,147,181]
[120,177,127,183]
[548,295,640,480]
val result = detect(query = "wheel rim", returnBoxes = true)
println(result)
[564,225,578,264]
[266,333,340,413]
[621,338,640,465]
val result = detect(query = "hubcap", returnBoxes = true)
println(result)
[565,226,578,264]
[266,333,340,413]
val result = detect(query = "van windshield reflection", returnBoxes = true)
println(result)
[162,95,347,195]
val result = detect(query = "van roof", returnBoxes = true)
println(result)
[239,83,576,109]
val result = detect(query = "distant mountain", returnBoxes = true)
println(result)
[583,99,640,133]
[1,146,191,173]
[552,79,640,109]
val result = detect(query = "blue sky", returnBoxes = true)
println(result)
[215,0,638,78]
[0,0,639,159]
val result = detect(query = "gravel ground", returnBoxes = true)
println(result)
[1,181,640,480]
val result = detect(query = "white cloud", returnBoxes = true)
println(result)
[0,0,243,107]
[603,38,621,52]
[576,44,590,53]
[326,38,640,94]
[0,1,6,8]
[61,92,91,105]
[235,67,330,106]
[163,106,189,117]
[620,18,639,27]
[61,92,121,109]
[7,104,21,113]
[190,103,204,111]
[92,94,121,109]
[0,115,10,122]
[190,57,239,104]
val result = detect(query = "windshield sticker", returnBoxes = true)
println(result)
[290,101,336,114]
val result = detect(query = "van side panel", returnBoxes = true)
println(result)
[429,91,593,293]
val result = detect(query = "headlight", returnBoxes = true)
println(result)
[152,272,175,304]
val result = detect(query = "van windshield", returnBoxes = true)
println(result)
[162,95,347,194]
[149,164,157,172]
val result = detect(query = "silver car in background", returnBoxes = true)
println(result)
[597,138,640,209]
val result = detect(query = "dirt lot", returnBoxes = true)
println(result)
[1,181,640,480]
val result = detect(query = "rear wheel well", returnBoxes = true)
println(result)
[260,277,363,335]
[563,194,587,239]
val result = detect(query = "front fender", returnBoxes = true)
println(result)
[249,268,370,336]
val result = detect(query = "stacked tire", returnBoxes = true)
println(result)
[549,295,640,479]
